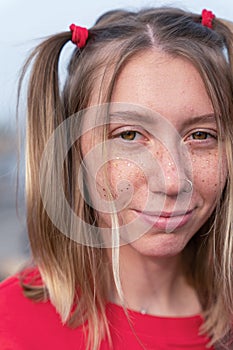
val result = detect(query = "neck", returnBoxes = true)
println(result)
[109,245,201,317]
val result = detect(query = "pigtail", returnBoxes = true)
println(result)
[21,32,71,155]
[19,32,111,350]
[19,32,77,315]
[197,17,233,348]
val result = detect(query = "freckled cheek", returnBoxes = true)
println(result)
[191,152,227,194]
[95,160,148,200]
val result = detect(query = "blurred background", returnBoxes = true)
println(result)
[1,0,232,280]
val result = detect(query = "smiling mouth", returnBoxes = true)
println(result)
[133,209,194,231]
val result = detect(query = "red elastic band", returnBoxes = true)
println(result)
[69,24,88,48]
[201,9,215,29]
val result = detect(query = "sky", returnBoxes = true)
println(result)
[1,0,233,128]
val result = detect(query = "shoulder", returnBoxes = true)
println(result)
[0,268,43,313]
[0,269,85,350]
[0,270,48,344]
[0,269,57,321]
[0,273,25,310]
[0,272,38,349]
[0,273,20,294]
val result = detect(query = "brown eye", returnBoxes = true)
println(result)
[191,131,209,140]
[120,131,137,140]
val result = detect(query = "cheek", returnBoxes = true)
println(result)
[191,150,227,197]
[96,160,148,201]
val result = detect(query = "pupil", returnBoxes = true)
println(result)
[194,131,206,139]
[122,131,136,140]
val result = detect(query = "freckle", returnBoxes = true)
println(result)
[202,179,205,183]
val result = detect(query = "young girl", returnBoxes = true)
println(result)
[1,6,233,350]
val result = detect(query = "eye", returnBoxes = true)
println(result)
[120,131,139,141]
[110,126,149,144]
[188,130,217,141]
[113,130,146,142]
[192,131,213,140]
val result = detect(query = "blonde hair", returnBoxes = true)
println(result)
[19,7,233,349]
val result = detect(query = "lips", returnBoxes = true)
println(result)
[133,209,194,232]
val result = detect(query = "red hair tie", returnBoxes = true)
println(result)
[69,24,88,48]
[201,9,215,29]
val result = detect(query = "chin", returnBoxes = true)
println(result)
[128,231,192,258]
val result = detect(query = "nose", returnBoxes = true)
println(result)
[147,143,191,196]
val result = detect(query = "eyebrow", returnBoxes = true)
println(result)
[109,110,216,127]
[181,113,216,129]
[108,110,159,126]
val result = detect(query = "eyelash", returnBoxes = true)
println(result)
[111,128,146,142]
[110,128,217,144]
[118,130,143,141]
[186,130,217,142]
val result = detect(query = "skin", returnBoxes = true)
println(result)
[82,50,227,316]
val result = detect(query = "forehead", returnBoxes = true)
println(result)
[110,50,213,125]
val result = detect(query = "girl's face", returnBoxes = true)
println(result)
[81,50,227,257]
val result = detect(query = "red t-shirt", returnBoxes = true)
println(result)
[0,272,213,350]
